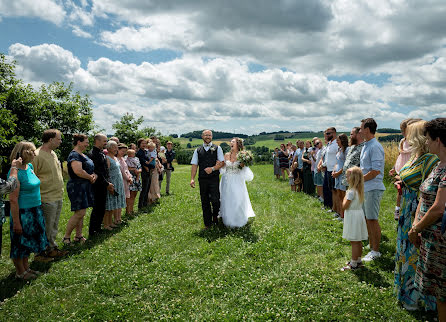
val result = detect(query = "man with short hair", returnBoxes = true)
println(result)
[342,127,365,187]
[89,133,114,237]
[322,127,338,210]
[190,130,224,228]
[32,129,67,260]
[165,141,176,195]
[360,118,385,262]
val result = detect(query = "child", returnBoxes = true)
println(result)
[289,162,298,192]
[147,141,161,204]
[341,166,368,271]
[126,149,142,215]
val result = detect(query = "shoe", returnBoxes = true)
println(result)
[47,248,69,257]
[327,209,333,213]
[26,268,42,276]
[34,255,54,263]
[365,244,370,250]
[336,217,344,222]
[394,209,400,221]
[15,271,37,280]
[341,261,363,271]
[62,237,71,245]
[333,213,340,218]
[403,303,419,311]
[362,251,381,262]
[73,236,87,244]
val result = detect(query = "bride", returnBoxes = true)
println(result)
[219,137,255,228]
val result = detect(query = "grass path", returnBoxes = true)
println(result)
[0,165,435,320]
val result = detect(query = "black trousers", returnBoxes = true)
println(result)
[323,171,334,209]
[138,170,151,209]
[89,183,107,236]
[198,176,220,227]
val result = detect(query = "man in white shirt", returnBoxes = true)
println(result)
[190,130,225,228]
[322,127,338,210]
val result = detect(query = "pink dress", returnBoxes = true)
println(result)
[118,157,131,198]
[394,139,411,174]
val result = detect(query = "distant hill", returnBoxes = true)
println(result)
[377,128,400,133]
[181,130,248,139]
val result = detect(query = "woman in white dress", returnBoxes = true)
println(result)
[219,138,255,228]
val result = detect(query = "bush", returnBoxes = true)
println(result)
[274,134,284,140]
[176,150,194,164]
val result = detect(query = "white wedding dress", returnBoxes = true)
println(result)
[219,160,255,228]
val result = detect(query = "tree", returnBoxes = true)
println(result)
[220,142,230,153]
[170,134,178,138]
[112,113,158,145]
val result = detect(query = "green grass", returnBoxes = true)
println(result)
[0,165,435,320]
[250,138,317,150]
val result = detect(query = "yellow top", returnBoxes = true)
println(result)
[32,147,64,202]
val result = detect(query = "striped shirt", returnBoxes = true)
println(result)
[399,153,439,191]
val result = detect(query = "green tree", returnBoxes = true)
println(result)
[220,142,230,153]
[112,113,158,145]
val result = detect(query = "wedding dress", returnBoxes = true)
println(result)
[219,160,255,228]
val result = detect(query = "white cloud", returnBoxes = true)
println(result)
[0,0,66,25]
[72,26,93,38]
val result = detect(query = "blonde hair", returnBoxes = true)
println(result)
[400,118,422,151]
[147,141,156,149]
[407,120,428,157]
[127,149,136,157]
[346,166,364,203]
[10,141,36,164]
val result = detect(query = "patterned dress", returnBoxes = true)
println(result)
[394,153,439,310]
[415,163,446,303]
[67,151,95,211]
[126,157,142,191]
[105,156,126,211]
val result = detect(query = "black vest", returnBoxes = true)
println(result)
[197,145,219,179]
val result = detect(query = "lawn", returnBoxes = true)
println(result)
[0,165,435,320]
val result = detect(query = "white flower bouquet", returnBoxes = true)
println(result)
[237,150,254,169]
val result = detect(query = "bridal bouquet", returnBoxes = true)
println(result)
[237,150,254,169]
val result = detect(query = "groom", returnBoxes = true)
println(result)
[190,130,225,228]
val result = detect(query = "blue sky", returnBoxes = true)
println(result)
[1,0,445,135]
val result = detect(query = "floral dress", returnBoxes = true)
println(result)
[394,153,439,310]
[415,164,446,303]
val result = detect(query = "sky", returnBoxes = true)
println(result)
[1,0,445,136]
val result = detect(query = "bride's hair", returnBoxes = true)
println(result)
[234,137,244,151]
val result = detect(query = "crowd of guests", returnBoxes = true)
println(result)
[273,117,446,319]
[0,130,175,280]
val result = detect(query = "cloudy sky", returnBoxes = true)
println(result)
[1,0,445,135]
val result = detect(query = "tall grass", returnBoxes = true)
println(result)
[383,142,400,181]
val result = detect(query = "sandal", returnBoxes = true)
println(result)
[15,270,37,280]
[341,261,363,271]
[26,268,42,276]
[62,237,71,245]
[74,236,87,244]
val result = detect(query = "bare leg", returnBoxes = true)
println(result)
[437,300,446,322]
[12,258,26,275]
[65,209,86,238]
[351,241,363,260]
[366,219,381,252]
[339,190,346,218]
[317,185,323,198]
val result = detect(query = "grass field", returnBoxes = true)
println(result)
[0,164,434,320]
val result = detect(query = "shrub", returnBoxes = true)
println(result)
[176,150,194,165]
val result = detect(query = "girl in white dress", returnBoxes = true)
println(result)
[219,138,255,228]
[341,166,368,271]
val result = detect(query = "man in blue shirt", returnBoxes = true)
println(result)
[360,118,385,262]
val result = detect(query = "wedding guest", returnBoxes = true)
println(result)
[136,138,152,209]
[32,129,66,260]
[289,161,298,192]
[278,144,289,180]
[0,157,20,256]
[158,145,166,191]
[394,121,438,311]
[341,167,368,271]
[342,127,365,188]
[147,141,161,204]
[89,133,114,237]
[117,144,133,216]
[164,141,176,195]
[390,119,421,220]
[273,148,280,179]
[109,137,120,144]
[360,118,385,262]
[126,149,142,216]
[64,134,97,244]
[294,141,304,192]
[409,118,446,321]
[310,139,320,188]
[314,140,325,202]
[301,141,314,195]
[8,142,48,279]
[104,140,126,229]
[128,143,137,151]
[322,128,338,211]
[332,134,349,220]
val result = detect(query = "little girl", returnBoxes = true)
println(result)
[289,162,298,192]
[126,149,142,215]
[341,166,368,271]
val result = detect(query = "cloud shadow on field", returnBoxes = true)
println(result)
[194,219,258,243]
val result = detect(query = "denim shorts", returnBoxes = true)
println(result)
[362,190,384,220]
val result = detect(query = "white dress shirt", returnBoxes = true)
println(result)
[190,142,225,165]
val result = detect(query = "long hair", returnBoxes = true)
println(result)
[400,118,422,151]
[346,166,364,203]
[233,137,244,151]
[407,120,428,157]
[338,134,349,152]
